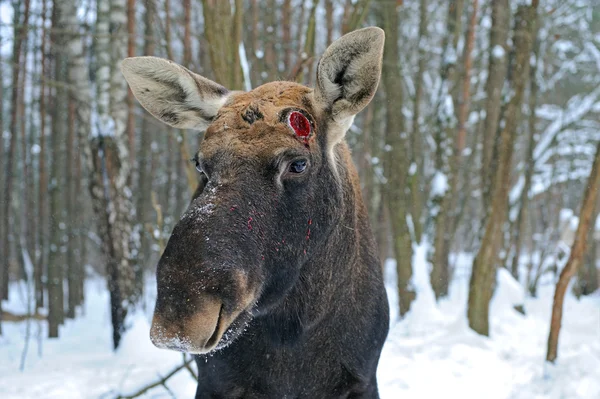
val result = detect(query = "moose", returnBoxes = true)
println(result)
[121,27,389,398]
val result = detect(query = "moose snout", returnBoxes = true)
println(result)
[150,294,225,353]
[150,267,260,354]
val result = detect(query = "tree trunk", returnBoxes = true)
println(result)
[428,0,464,300]
[36,0,49,311]
[183,0,191,67]
[409,0,428,245]
[3,0,31,305]
[48,0,67,338]
[341,0,373,34]
[126,0,136,164]
[66,95,77,319]
[90,0,138,349]
[510,27,540,279]
[468,3,538,336]
[201,0,243,89]
[281,0,292,70]
[18,1,34,277]
[136,0,157,287]
[0,30,4,334]
[481,0,510,218]
[547,139,600,362]
[380,1,415,317]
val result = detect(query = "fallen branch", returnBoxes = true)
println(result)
[115,358,195,399]
[2,310,46,322]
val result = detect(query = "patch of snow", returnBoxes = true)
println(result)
[431,171,449,197]
[408,162,417,176]
[1,256,598,398]
[492,44,506,59]
[239,42,252,92]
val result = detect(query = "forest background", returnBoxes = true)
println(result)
[0,0,599,397]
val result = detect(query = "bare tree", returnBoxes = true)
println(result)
[547,139,600,362]
[89,0,139,348]
[380,0,415,316]
[48,0,67,338]
[468,2,539,336]
[481,0,510,216]
[428,0,464,300]
[36,0,50,311]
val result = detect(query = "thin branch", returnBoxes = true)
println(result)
[115,358,195,399]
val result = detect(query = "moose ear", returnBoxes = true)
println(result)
[121,56,230,130]
[313,27,384,145]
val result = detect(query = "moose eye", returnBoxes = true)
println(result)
[192,155,205,174]
[289,159,308,174]
[194,159,203,173]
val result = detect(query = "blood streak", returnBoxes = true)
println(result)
[305,219,312,241]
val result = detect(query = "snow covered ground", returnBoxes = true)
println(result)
[1,247,599,399]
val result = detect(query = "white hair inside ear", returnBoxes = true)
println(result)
[313,27,385,151]
[121,56,230,131]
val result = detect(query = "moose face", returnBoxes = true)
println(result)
[121,27,385,354]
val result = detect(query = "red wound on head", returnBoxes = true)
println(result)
[288,111,311,141]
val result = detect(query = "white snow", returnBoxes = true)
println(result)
[1,253,599,398]
[492,44,506,59]
[239,42,252,92]
[379,251,600,399]
[431,171,449,197]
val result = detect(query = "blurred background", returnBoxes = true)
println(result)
[0,0,599,398]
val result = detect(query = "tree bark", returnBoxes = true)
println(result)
[428,0,464,300]
[126,0,136,165]
[481,0,510,218]
[36,0,50,310]
[0,29,4,333]
[48,0,68,338]
[380,1,414,317]
[341,0,373,34]
[510,26,540,279]
[282,0,292,71]
[468,4,538,336]
[201,0,243,89]
[409,0,428,245]
[3,0,31,304]
[65,95,77,319]
[547,139,600,362]
[136,0,157,285]
[183,0,191,67]
[90,0,139,349]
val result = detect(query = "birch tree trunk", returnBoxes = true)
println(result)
[85,0,138,348]
[468,3,538,336]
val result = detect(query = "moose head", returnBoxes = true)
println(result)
[121,28,387,365]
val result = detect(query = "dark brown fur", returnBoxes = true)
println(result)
[122,27,389,398]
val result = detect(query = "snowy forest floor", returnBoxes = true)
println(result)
[1,248,599,399]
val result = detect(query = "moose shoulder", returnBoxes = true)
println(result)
[122,27,389,399]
